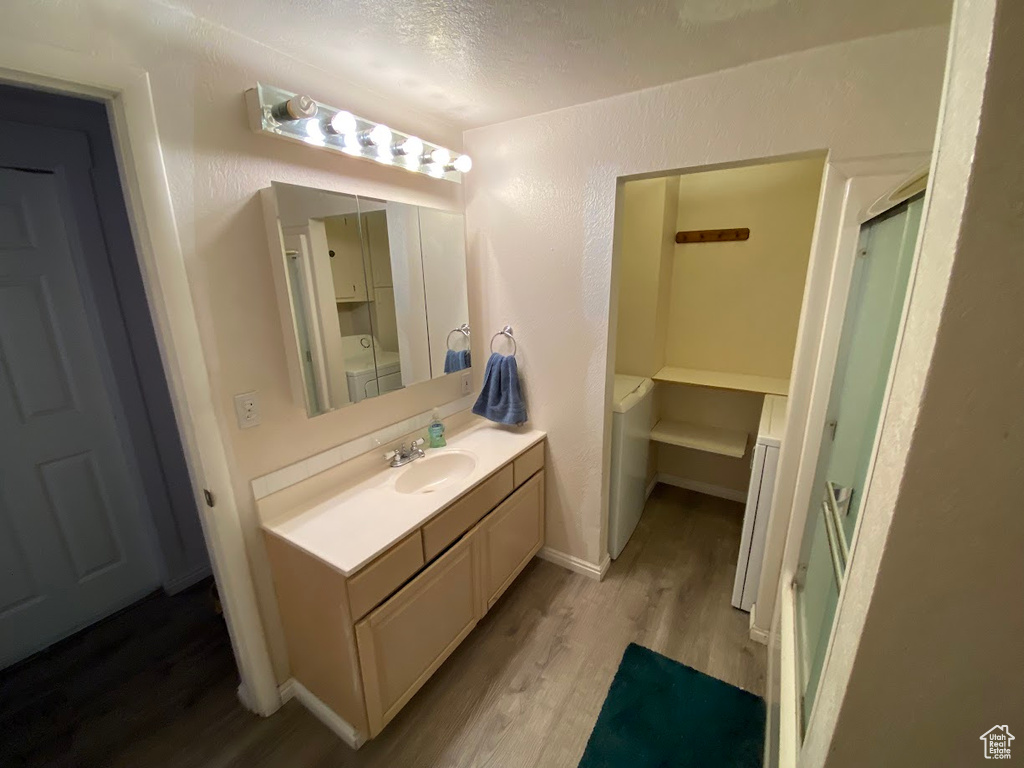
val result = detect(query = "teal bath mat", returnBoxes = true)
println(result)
[579,643,765,768]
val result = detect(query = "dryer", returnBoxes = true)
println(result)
[608,375,655,559]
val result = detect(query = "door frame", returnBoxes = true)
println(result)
[767,158,930,765]
[0,43,280,715]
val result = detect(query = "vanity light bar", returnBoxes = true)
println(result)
[245,83,470,183]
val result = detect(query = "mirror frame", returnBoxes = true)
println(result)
[259,184,471,418]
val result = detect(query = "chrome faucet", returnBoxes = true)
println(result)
[384,438,425,468]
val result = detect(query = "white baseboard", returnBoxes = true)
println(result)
[656,473,747,503]
[644,476,658,501]
[279,679,367,749]
[537,547,610,581]
[748,603,770,645]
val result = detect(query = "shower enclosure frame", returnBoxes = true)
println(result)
[766,160,931,768]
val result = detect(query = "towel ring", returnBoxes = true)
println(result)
[446,323,471,351]
[490,325,517,355]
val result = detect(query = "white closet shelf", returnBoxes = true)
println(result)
[650,419,748,458]
[652,366,789,396]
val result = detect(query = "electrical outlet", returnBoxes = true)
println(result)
[233,391,260,429]
[460,370,472,395]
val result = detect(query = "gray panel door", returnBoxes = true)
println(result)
[0,167,160,668]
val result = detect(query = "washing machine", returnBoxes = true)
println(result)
[340,335,404,403]
[608,374,655,559]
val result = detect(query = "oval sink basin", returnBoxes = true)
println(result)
[394,451,477,495]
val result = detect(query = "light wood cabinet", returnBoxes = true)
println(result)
[513,442,545,488]
[264,440,546,746]
[263,532,369,736]
[347,531,424,622]
[421,464,514,561]
[356,531,481,736]
[478,471,545,610]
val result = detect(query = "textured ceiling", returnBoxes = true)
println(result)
[167,0,950,130]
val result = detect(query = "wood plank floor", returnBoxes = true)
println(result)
[1,486,765,768]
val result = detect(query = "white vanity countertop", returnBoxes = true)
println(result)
[262,422,546,576]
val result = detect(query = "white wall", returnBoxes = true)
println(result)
[803,0,1024,763]
[464,27,949,567]
[0,0,468,683]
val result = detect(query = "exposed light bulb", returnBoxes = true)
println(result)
[255,85,469,182]
[327,110,357,135]
[340,133,362,155]
[304,119,325,144]
[393,135,424,158]
[429,147,451,166]
[369,124,393,149]
[354,122,393,151]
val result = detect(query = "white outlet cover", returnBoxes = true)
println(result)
[460,371,472,395]
[234,390,261,429]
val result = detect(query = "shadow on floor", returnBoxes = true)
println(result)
[0,579,245,768]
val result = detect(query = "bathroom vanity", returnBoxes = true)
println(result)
[261,424,546,744]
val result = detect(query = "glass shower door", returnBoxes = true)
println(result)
[795,194,924,732]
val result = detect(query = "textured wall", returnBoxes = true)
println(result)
[667,157,824,379]
[1,0,468,682]
[463,27,949,566]
[614,177,675,378]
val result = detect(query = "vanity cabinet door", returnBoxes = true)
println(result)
[355,530,481,737]
[480,470,545,610]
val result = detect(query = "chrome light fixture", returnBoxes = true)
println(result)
[245,83,471,183]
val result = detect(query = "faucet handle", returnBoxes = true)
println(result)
[383,449,397,462]
[411,438,425,449]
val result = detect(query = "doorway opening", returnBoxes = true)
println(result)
[0,83,224,760]
[604,154,826,682]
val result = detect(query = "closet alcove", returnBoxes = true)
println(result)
[611,155,825,609]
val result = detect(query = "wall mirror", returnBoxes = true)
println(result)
[261,182,470,417]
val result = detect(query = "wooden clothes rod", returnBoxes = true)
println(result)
[675,228,750,244]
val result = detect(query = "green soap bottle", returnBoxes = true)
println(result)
[427,413,446,448]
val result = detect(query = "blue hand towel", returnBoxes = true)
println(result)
[444,349,471,374]
[472,353,527,426]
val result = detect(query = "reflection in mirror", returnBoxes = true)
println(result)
[263,182,470,418]
[420,207,471,374]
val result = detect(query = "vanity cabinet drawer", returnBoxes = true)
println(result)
[347,532,424,622]
[479,470,545,610]
[421,464,513,561]
[513,442,545,488]
[355,530,481,737]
